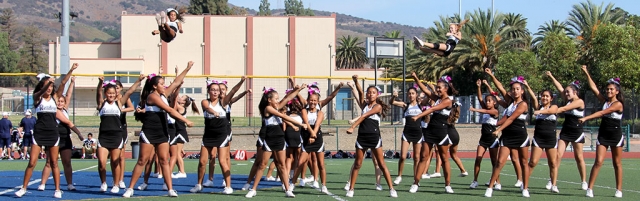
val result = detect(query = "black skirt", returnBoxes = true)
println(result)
[499,120,530,148]
[285,125,303,148]
[33,113,60,147]
[171,122,189,144]
[533,120,557,148]
[203,117,231,147]
[263,125,286,151]
[597,117,624,147]
[448,125,460,146]
[479,124,499,148]
[140,112,169,144]
[402,117,423,143]
[302,125,324,152]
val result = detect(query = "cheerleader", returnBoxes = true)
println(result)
[412,82,441,180]
[96,75,144,193]
[152,7,187,43]
[447,100,468,177]
[526,81,559,193]
[282,89,307,190]
[389,86,424,185]
[123,62,195,198]
[413,19,469,57]
[484,76,531,198]
[15,64,77,198]
[579,65,624,198]
[190,80,235,194]
[469,79,500,189]
[38,76,85,191]
[410,75,457,194]
[245,85,308,198]
[168,91,199,179]
[545,71,588,190]
[113,79,136,189]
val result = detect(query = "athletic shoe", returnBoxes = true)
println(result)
[281,184,286,191]
[545,179,552,190]
[119,181,126,188]
[514,180,523,187]
[413,36,424,49]
[303,176,315,183]
[100,183,108,192]
[494,183,502,190]
[421,174,430,179]
[150,172,159,178]
[470,181,478,189]
[615,190,622,198]
[484,188,493,197]
[222,180,226,187]
[242,183,251,191]
[168,189,178,197]
[409,184,419,193]
[312,181,320,189]
[54,190,63,198]
[390,189,398,197]
[445,186,454,194]
[172,172,187,179]
[321,186,328,193]
[431,172,441,178]
[245,189,257,198]
[162,183,168,191]
[266,176,276,181]
[160,11,167,25]
[346,190,354,197]
[522,189,530,197]
[520,184,524,191]
[344,181,350,191]
[289,183,295,191]
[202,179,214,187]
[111,186,120,194]
[586,188,593,197]
[38,184,45,191]
[276,177,281,182]
[375,184,383,191]
[393,176,402,185]
[285,190,295,198]
[8,157,13,160]
[155,13,162,26]
[551,186,559,193]
[190,184,203,193]
[459,172,469,177]
[299,178,306,187]
[122,188,134,198]
[15,188,26,197]
[581,182,588,190]
[222,187,233,194]
[137,183,148,191]
[67,184,76,191]
[485,181,491,186]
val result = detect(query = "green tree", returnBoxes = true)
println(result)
[0,32,20,87]
[501,13,532,48]
[284,0,313,16]
[188,0,230,15]
[589,24,640,90]
[258,0,271,16]
[336,35,368,70]
[536,32,580,91]
[0,8,18,50]
[18,26,48,87]
[567,0,623,56]
[493,50,542,91]
[532,20,571,51]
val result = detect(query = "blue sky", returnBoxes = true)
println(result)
[229,0,638,34]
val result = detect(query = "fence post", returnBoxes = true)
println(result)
[335,126,339,152]
[394,127,397,152]
[327,77,332,125]
[626,125,630,152]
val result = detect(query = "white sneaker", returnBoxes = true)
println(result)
[551,186,559,193]
[276,177,281,182]
[615,190,622,198]
[546,179,552,190]
[160,11,167,25]
[266,176,276,181]
[155,13,162,26]
[119,181,126,188]
[445,186,454,194]
[100,183,108,192]
[514,180,523,187]
[222,187,233,194]
[390,189,398,197]
[312,181,320,189]
[409,184,419,193]
[168,189,178,197]
[289,183,295,191]
[242,183,251,191]
[485,181,491,186]
[202,179,214,187]
[484,188,493,197]
[190,184,203,193]
[285,190,295,197]
[344,181,350,191]
[346,190,354,197]
[421,174,430,179]
[157,174,163,179]
[162,183,168,191]
[110,186,120,194]
[586,188,593,197]
[470,181,478,189]
[303,176,315,183]
[67,184,76,191]
[393,176,402,185]
[494,183,502,190]
[522,189,530,197]
[581,182,588,190]
[376,184,383,191]
[245,189,257,198]
[150,172,158,178]
[54,190,63,198]
[431,172,441,178]
[172,172,187,179]
[137,183,148,191]
[459,172,469,177]
[413,36,425,49]
[122,188,134,198]
[321,186,328,193]
[299,179,306,187]
[38,184,45,191]
[15,188,26,198]
[222,180,226,187]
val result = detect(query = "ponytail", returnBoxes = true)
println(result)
[375,97,390,118]
[448,101,461,125]
[184,95,200,114]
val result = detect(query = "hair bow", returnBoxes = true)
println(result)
[219,80,228,86]
[570,80,581,89]
[510,76,525,85]
[308,88,320,95]
[189,97,195,101]
[36,73,51,81]
[490,91,498,96]
[263,87,275,94]
[413,83,419,89]
[452,101,460,108]
[147,73,157,80]
[285,88,293,94]
[607,77,621,85]
[102,80,117,88]
[375,86,382,95]
[439,75,452,83]
[308,82,318,88]
[166,8,177,14]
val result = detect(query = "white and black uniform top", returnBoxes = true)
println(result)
[140,95,170,144]
[560,101,585,143]
[597,101,624,147]
[302,109,325,152]
[98,101,124,149]
[356,104,382,149]
[420,105,431,129]
[499,101,530,148]
[479,112,499,148]
[533,105,558,148]
[262,114,287,151]
[424,98,452,145]
[56,109,73,150]
[203,100,231,147]
[402,103,424,143]
[33,97,60,147]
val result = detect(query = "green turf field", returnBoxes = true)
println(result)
[1,158,638,200]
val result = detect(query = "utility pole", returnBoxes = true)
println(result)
[60,0,70,90]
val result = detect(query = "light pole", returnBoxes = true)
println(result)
[328,44,334,124]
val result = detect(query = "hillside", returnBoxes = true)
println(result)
[0,0,428,44]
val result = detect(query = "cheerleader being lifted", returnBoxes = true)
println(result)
[152,6,187,43]
[413,19,469,57]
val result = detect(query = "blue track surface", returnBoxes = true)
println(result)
[0,171,283,200]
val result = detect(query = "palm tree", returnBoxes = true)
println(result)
[336,35,368,69]
[567,0,624,49]
[531,20,571,52]
[501,13,532,48]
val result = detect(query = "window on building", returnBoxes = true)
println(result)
[179,87,202,94]
[103,71,141,84]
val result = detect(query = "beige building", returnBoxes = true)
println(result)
[48,13,389,118]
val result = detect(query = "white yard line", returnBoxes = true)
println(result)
[0,163,101,196]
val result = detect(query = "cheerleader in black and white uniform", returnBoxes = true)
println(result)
[469,79,501,189]
[411,80,440,179]
[545,71,588,190]
[447,99,468,178]
[123,62,194,198]
[388,86,423,185]
[283,89,307,188]
[413,19,469,57]
[485,76,531,198]
[410,75,457,194]
[115,79,136,189]
[15,64,78,198]
[528,85,560,193]
[168,92,199,179]
[245,85,308,198]
[152,7,186,43]
[580,65,624,198]
[190,80,234,194]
